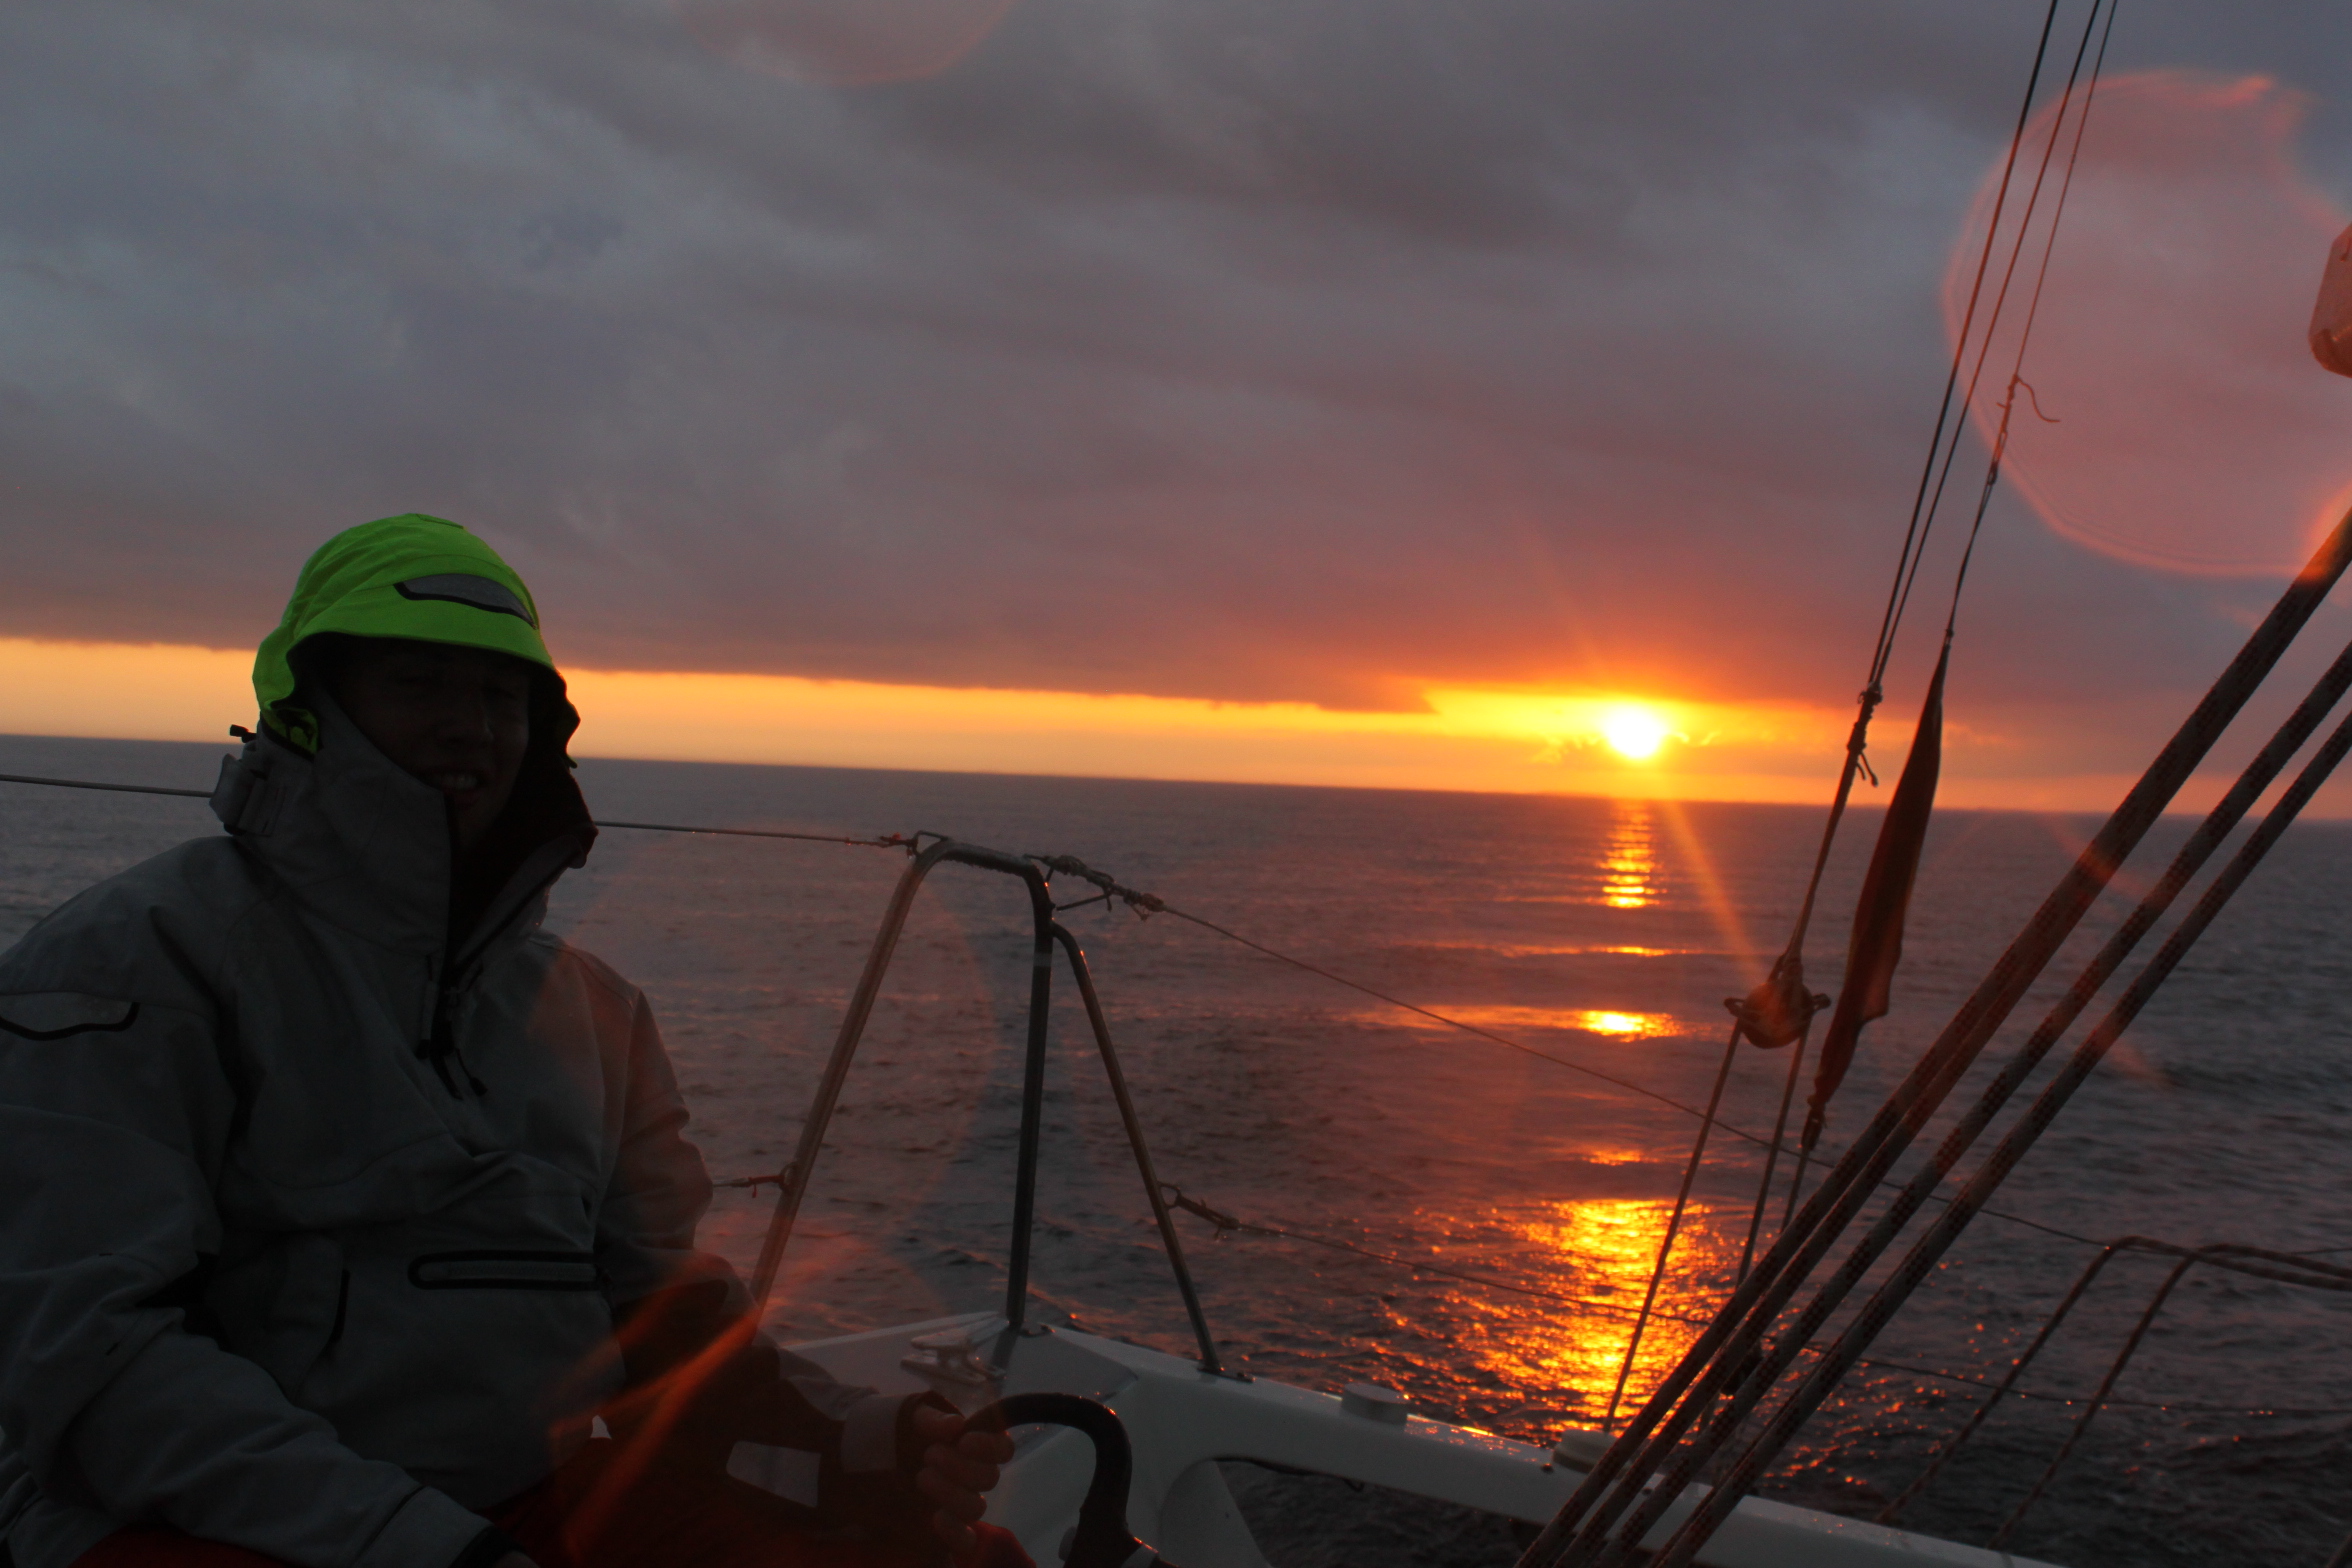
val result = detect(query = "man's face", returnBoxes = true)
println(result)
[334,640,534,853]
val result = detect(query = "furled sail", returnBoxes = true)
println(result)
[1802,643,1949,1153]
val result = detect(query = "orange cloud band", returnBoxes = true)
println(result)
[0,636,2226,813]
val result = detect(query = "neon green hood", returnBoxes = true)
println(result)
[254,514,557,752]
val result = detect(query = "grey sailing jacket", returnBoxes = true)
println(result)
[0,701,906,1568]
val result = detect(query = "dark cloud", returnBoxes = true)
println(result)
[5,0,2352,754]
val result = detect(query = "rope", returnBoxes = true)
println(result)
[1741,1029,1808,1275]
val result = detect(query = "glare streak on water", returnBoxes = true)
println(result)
[5,736,2352,1567]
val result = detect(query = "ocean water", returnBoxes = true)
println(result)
[5,732,2352,1567]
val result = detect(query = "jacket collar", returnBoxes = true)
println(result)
[210,692,594,961]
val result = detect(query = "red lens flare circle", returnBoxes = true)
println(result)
[1946,71,2352,578]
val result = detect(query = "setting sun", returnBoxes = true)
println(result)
[1600,705,1672,761]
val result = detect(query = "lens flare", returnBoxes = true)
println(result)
[1946,71,2352,576]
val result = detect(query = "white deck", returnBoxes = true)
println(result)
[789,1313,2062,1568]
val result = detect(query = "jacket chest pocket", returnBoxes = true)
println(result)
[408,1250,606,1291]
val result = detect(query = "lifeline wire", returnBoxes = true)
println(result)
[31,755,2352,1447]
[0,772,211,800]
[1035,853,1800,1141]
[0,763,2135,1254]
[1880,1240,2352,1537]
[0,769,1913,1148]
[1164,907,1768,1140]
[0,771,911,850]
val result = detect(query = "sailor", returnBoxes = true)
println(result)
[0,516,1028,1568]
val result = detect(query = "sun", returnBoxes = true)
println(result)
[1599,705,1671,761]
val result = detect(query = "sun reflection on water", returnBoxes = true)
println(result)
[1598,801,1660,910]
[1358,1004,1682,1041]
[1570,1010,1671,1040]
[1453,1198,1740,1418]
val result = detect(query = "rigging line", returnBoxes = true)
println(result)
[1864,0,2068,686]
[1739,1029,1809,1281]
[1152,1198,2347,1418]
[0,770,911,849]
[1885,0,2111,658]
[1939,0,2121,634]
[0,764,2083,1240]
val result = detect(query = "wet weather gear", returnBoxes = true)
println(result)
[0,524,921,1568]
[252,514,559,754]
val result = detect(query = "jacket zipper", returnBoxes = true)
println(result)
[417,853,575,1101]
[418,959,487,1098]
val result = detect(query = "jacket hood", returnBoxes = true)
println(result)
[255,514,559,754]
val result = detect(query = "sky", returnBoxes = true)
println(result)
[10,1,2352,808]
